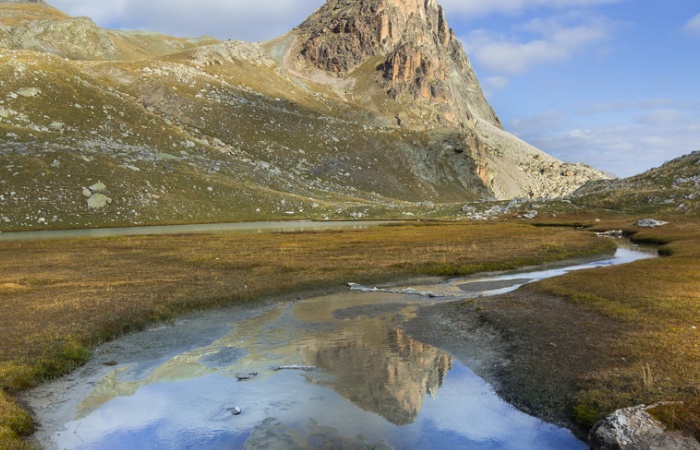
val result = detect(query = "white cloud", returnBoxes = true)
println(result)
[509,100,700,177]
[48,0,325,41]
[463,13,613,76]
[484,76,511,93]
[439,0,622,18]
[682,13,700,36]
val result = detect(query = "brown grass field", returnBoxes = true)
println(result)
[536,217,700,437]
[0,218,698,447]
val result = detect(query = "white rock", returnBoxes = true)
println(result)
[637,219,668,228]
[589,404,700,450]
[87,194,112,209]
[16,88,41,98]
[89,182,107,192]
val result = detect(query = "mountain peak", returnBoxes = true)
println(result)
[296,0,500,129]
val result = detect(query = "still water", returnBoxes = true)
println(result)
[27,242,656,450]
[0,221,391,241]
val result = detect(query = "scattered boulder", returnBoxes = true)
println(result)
[226,406,242,416]
[637,219,668,228]
[0,106,18,118]
[87,193,112,209]
[89,181,107,192]
[16,87,41,98]
[520,210,539,220]
[589,404,700,450]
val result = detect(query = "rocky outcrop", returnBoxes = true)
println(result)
[589,404,700,450]
[291,0,606,199]
[2,15,120,60]
[637,219,668,228]
[297,0,500,129]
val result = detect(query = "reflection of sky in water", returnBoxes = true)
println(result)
[56,362,585,449]
[45,244,656,449]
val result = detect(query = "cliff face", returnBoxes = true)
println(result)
[290,0,605,198]
[297,0,501,129]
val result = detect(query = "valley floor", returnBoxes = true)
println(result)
[0,218,698,447]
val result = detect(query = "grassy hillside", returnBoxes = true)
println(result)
[571,151,700,216]
[0,44,495,231]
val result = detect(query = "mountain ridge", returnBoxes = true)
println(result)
[0,0,608,231]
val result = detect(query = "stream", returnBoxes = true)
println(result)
[25,240,657,450]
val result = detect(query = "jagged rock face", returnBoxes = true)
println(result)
[297,0,501,129]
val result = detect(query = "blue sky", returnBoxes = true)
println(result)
[48,0,700,178]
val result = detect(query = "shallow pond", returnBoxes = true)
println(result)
[26,241,656,449]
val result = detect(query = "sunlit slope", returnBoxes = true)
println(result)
[0,44,490,230]
[571,151,700,216]
[0,1,218,61]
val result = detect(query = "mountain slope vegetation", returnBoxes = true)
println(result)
[0,0,605,231]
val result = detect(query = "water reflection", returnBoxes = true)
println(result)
[27,245,660,449]
[43,287,586,450]
[0,220,390,241]
[78,293,453,428]
[304,328,453,425]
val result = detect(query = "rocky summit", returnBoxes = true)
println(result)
[0,0,607,231]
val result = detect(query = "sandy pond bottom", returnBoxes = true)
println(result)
[26,244,655,450]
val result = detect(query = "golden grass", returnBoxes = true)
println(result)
[0,222,612,446]
[532,218,700,437]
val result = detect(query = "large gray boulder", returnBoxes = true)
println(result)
[589,404,700,450]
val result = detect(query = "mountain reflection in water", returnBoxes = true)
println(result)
[304,327,453,425]
[77,293,453,428]
[40,288,585,450]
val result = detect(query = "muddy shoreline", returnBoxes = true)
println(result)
[403,287,623,441]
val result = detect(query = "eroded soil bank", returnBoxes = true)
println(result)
[404,286,622,440]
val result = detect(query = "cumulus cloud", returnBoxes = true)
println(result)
[49,0,325,41]
[483,76,511,96]
[462,13,613,76]
[439,0,622,18]
[509,100,700,177]
[682,13,700,36]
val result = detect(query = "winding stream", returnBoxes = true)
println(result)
[25,241,656,450]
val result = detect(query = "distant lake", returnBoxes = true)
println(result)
[0,221,393,241]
